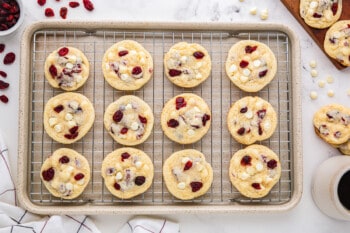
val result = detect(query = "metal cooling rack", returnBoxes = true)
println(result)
[29,28,293,207]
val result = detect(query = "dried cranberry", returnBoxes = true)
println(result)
[175,96,186,110]
[58,47,69,56]
[169,69,182,77]
[121,152,130,161]
[3,52,15,65]
[0,44,4,53]
[313,13,322,18]
[135,176,146,186]
[190,181,203,192]
[237,127,245,135]
[245,45,257,54]
[114,182,121,190]
[59,155,70,164]
[334,131,341,138]
[74,173,84,180]
[113,110,123,123]
[0,70,7,78]
[331,3,338,15]
[252,183,261,190]
[69,126,79,134]
[45,8,54,17]
[202,114,210,126]
[69,1,80,8]
[193,51,205,59]
[139,115,147,124]
[257,109,266,119]
[53,105,64,113]
[120,127,128,134]
[132,66,142,76]
[83,0,94,11]
[2,3,11,10]
[167,119,179,128]
[267,159,277,169]
[239,60,249,68]
[49,65,57,77]
[0,80,9,89]
[258,123,263,135]
[184,161,193,171]
[258,69,268,78]
[240,107,247,113]
[42,167,55,181]
[118,50,128,57]
[59,7,67,19]
[64,132,78,139]
[241,155,251,166]
[37,0,46,4]
[0,95,8,103]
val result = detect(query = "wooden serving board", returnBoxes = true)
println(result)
[281,0,350,70]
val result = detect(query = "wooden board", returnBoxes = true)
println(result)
[281,0,350,70]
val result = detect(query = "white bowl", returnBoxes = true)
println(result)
[0,0,24,36]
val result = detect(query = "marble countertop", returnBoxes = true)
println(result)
[1,0,350,232]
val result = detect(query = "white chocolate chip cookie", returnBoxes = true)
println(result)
[43,92,95,144]
[164,42,211,88]
[44,47,90,91]
[163,149,213,200]
[101,148,154,199]
[324,20,350,66]
[300,0,342,29]
[227,96,277,145]
[161,93,211,144]
[104,95,154,146]
[40,148,90,199]
[225,40,277,92]
[102,40,153,90]
[229,144,281,198]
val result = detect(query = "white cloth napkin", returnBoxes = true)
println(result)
[118,216,180,233]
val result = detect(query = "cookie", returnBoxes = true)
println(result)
[40,148,90,199]
[44,46,90,91]
[225,40,277,92]
[300,0,342,29]
[227,96,277,145]
[164,42,211,88]
[101,148,154,199]
[163,149,213,200]
[102,40,153,90]
[104,95,154,146]
[324,20,350,66]
[229,144,281,198]
[43,92,95,144]
[161,93,211,144]
[313,104,350,145]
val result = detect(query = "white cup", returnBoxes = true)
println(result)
[312,156,350,221]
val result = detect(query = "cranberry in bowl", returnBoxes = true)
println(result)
[0,0,23,36]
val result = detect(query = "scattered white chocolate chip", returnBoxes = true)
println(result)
[125,103,133,110]
[255,101,263,109]
[67,120,76,128]
[49,117,57,127]
[68,55,77,63]
[256,162,264,171]
[309,60,317,68]
[240,172,250,180]
[108,52,114,60]
[240,75,249,83]
[115,172,123,181]
[177,182,186,190]
[229,64,237,73]
[253,60,261,67]
[242,68,251,76]
[54,124,62,133]
[140,57,146,64]
[311,69,318,78]
[180,56,188,63]
[250,7,257,15]
[69,101,79,110]
[76,75,83,83]
[65,113,73,121]
[66,62,74,69]
[244,110,253,119]
[327,90,335,97]
[326,75,334,83]
[130,122,139,131]
[181,157,190,164]
[130,50,137,56]
[246,166,255,175]
[266,177,273,182]
[310,91,318,100]
[260,9,269,20]
[77,178,85,185]
[135,161,143,168]
[187,129,195,136]
[120,74,129,81]
[65,183,73,191]
[309,1,318,8]
[264,120,271,130]
[318,80,326,88]
[195,73,202,79]
[119,65,127,73]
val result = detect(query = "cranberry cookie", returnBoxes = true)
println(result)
[313,104,350,145]
[324,20,350,66]
[101,148,154,199]
[229,144,281,198]
[163,149,213,200]
[164,42,211,88]
[40,148,90,199]
[161,93,211,144]
[104,95,154,146]
[44,47,90,91]
[43,92,95,144]
[300,0,342,29]
[102,40,153,90]
[225,40,277,92]
[227,96,277,145]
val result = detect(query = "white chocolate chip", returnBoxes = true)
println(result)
[229,64,237,73]
[130,50,137,56]
[68,55,77,63]
[326,75,334,83]
[117,46,126,52]
[125,103,132,110]
[105,64,110,70]
[246,166,255,175]
[310,91,318,100]
[119,65,127,73]
[131,122,139,131]
[177,182,186,190]
[240,75,249,83]
[115,172,123,181]
[195,73,202,79]
[49,117,57,127]
[249,7,257,15]
[193,107,201,113]
[253,60,261,67]
[244,110,253,119]
[264,120,271,130]
[240,172,250,180]
[256,162,264,171]
[266,177,273,182]
[311,69,318,78]
[181,157,190,164]
[135,161,143,168]
[65,113,73,121]
[140,57,146,64]
[108,52,114,60]
[309,60,317,68]
[307,8,315,15]
[65,63,74,69]
[327,90,335,97]
[69,101,79,110]
[180,56,188,63]
[67,120,76,128]
[260,9,269,20]
[120,74,129,81]
[318,80,326,88]
[77,178,85,185]
[54,124,62,133]
[242,68,251,76]
[65,183,73,191]
[255,101,263,109]
[76,75,83,83]
[187,129,195,136]
[309,1,318,9]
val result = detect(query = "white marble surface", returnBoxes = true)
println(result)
[1,0,350,232]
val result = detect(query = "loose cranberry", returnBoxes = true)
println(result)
[74,173,84,180]
[258,69,268,78]
[135,176,146,186]
[64,132,78,139]
[2,3,11,10]
[118,50,128,57]
[42,167,55,181]
[83,0,94,11]
[240,107,248,113]
[167,119,179,128]
[184,161,193,171]
[114,182,121,190]
[6,14,13,22]
[257,109,266,119]
[175,96,186,110]
[121,152,130,161]
[58,47,69,56]
[113,110,123,123]
[241,155,252,166]
[331,3,338,15]
[169,69,182,77]
[0,70,7,78]
[313,13,322,18]
[59,7,67,19]
[3,52,15,65]
[193,51,205,59]
[245,45,257,54]
[258,123,263,135]
[45,8,55,17]
[69,126,79,134]
[59,155,70,164]
[252,183,261,190]
[237,127,245,135]
[120,127,128,134]
[69,1,80,8]
[49,65,57,77]
[37,0,46,6]
[0,44,4,53]
[202,114,211,126]
[0,95,8,103]
[53,105,64,113]
[0,80,9,89]
[267,159,277,169]
[334,131,342,138]
[239,60,249,68]
[190,181,203,192]
[131,66,142,75]
[139,115,147,124]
